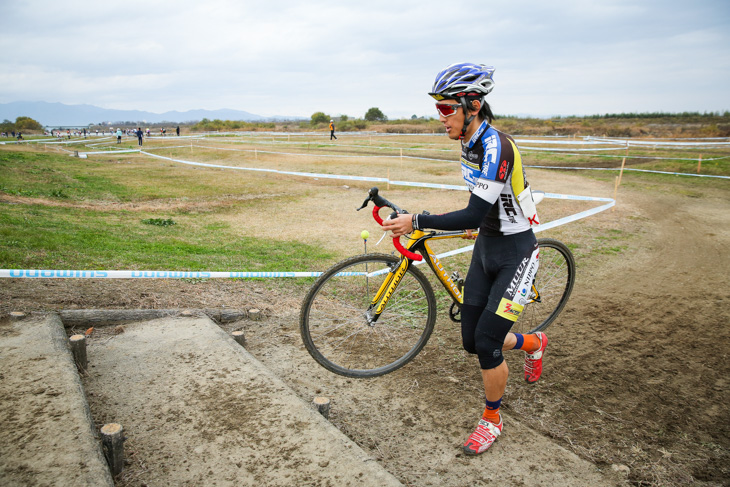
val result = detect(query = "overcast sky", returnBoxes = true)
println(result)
[1,0,728,119]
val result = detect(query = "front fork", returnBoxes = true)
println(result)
[365,230,430,324]
[366,257,410,325]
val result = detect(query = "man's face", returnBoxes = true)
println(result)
[436,100,464,140]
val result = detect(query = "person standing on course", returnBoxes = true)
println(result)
[116,128,122,144]
[382,63,545,455]
[176,125,180,136]
[136,127,143,147]
[329,119,337,140]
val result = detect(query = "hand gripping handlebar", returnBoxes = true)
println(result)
[356,187,423,261]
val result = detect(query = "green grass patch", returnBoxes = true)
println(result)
[0,204,331,271]
[0,150,333,271]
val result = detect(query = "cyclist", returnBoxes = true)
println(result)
[381,62,547,455]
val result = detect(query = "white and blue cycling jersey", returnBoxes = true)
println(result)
[461,121,532,236]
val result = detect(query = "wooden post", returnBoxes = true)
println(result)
[248,309,261,321]
[100,423,125,476]
[232,330,246,347]
[697,154,702,174]
[69,334,87,371]
[617,157,627,187]
[313,397,331,419]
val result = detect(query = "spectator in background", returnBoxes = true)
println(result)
[136,127,143,147]
[176,126,180,136]
[329,120,337,140]
[116,128,123,144]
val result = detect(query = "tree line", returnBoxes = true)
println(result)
[1,116,44,134]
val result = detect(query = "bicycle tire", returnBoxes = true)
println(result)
[300,253,437,378]
[512,238,576,334]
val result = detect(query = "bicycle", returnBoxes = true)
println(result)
[300,187,576,378]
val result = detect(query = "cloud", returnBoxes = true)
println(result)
[1,0,728,117]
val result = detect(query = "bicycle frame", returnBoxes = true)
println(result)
[368,229,468,321]
[368,229,545,325]
[361,186,544,324]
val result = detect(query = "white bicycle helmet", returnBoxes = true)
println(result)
[429,63,495,138]
[429,62,495,101]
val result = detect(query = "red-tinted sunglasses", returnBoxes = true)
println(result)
[435,103,461,117]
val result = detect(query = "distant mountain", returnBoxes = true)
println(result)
[0,101,273,126]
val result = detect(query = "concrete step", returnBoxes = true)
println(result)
[79,314,403,486]
[0,313,113,487]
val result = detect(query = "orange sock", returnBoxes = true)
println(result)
[482,398,502,423]
[514,333,541,353]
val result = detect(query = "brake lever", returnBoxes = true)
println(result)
[356,196,370,211]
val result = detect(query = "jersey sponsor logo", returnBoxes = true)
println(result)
[473,177,502,204]
[524,260,538,291]
[507,257,529,296]
[517,286,529,305]
[496,297,523,322]
[500,194,518,223]
[461,164,479,189]
[484,134,498,166]
[498,160,508,180]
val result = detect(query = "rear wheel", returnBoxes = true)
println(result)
[300,253,437,378]
[512,238,576,334]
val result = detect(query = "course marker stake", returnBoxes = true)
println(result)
[313,396,331,419]
[100,423,125,476]
[69,334,87,371]
[232,330,246,347]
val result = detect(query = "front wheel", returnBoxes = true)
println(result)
[300,253,437,378]
[512,238,576,334]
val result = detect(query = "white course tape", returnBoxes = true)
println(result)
[141,151,390,183]
[527,164,730,179]
[0,138,627,279]
[586,136,730,148]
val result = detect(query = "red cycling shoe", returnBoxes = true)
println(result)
[524,332,548,383]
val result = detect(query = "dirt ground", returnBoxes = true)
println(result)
[2,168,729,486]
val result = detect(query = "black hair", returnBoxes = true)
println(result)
[479,100,495,123]
[469,98,494,123]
